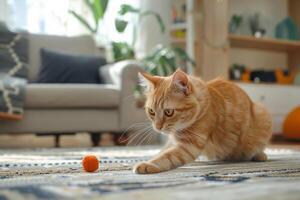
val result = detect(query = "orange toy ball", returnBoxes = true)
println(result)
[283,106,300,139]
[82,155,99,172]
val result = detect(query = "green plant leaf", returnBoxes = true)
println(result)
[112,42,135,61]
[149,65,158,75]
[163,55,177,74]
[158,57,170,76]
[79,0,109,33]
[147,48,171,76]
[84,0,99,30]
[69,10,96,33]
[92,0,108,19]
[118,4,140,15]
[141,11,165,33]
[99,0,109,17]
[156,48,174,75]
[148,45,164,58]
[115,19,128,32]
[142,45,194,76]
[93,0,102,18]
[172,47,196,66]
[143,59,157,75]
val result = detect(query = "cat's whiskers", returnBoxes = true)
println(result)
[119,122,151,144]
[126,125,152,143]
[145,133,154,145]
[136,129,154,146]
[128,126,153,146]
[120,122,150,136]
[126,129,150,146]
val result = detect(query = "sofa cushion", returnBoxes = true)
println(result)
[24,84,120,109]
[35,48,106,84]
[28,34,102,81]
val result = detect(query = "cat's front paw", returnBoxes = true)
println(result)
[133,162,161,174]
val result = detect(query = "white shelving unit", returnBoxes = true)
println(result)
[170,37,186,44]
[169,0,195,74]
[238,83,300,134]
[186,0,195,74]
[170,22,187,30]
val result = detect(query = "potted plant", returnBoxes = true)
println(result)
[70,2,195,107]
[114,4,195,107]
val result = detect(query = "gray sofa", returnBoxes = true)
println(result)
[0,34,147,145]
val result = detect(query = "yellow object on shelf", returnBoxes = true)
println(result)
[171,30,186,38]
[275,69,296,84]
[283,106,300,140]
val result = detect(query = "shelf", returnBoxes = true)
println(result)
[170,23,187,30]
[229,34,300,52]
[170,37,186,44]
[232,81,300,88]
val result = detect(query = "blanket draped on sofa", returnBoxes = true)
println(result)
[0,25,29,120]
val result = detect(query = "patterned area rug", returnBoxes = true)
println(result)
[0,146,300,200]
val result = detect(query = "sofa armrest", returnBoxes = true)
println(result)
[99,60,141,87]
[99,60,147,130]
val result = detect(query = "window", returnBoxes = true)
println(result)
[5,0,140,44]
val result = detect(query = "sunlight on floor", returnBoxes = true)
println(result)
[0,133,91,148]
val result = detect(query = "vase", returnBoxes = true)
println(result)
[275,17,300,40]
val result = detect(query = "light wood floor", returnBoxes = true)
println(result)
[269,143,300,150]
[0,133,92,148]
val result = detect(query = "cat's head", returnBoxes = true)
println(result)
[139,69,204,134]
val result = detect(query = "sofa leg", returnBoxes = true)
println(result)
[54,135,60,148]
[90,133,101,147]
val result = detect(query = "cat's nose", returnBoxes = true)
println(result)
[155,122,163,130]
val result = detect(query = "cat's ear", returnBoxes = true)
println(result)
[172,69,191,95]
[138,71,160,91]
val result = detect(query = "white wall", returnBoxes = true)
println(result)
[229,0,288,38]
[229,0,289,70]
[136,0,171,58]
[230,48,287,70]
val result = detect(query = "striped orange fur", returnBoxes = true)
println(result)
[134,69,272,174]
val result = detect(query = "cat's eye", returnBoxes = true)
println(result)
[164,109,174,117]
[148,108,155,116]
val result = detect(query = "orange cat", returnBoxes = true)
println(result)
[134,69,272,174]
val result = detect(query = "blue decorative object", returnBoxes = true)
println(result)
[275,17,300,40]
